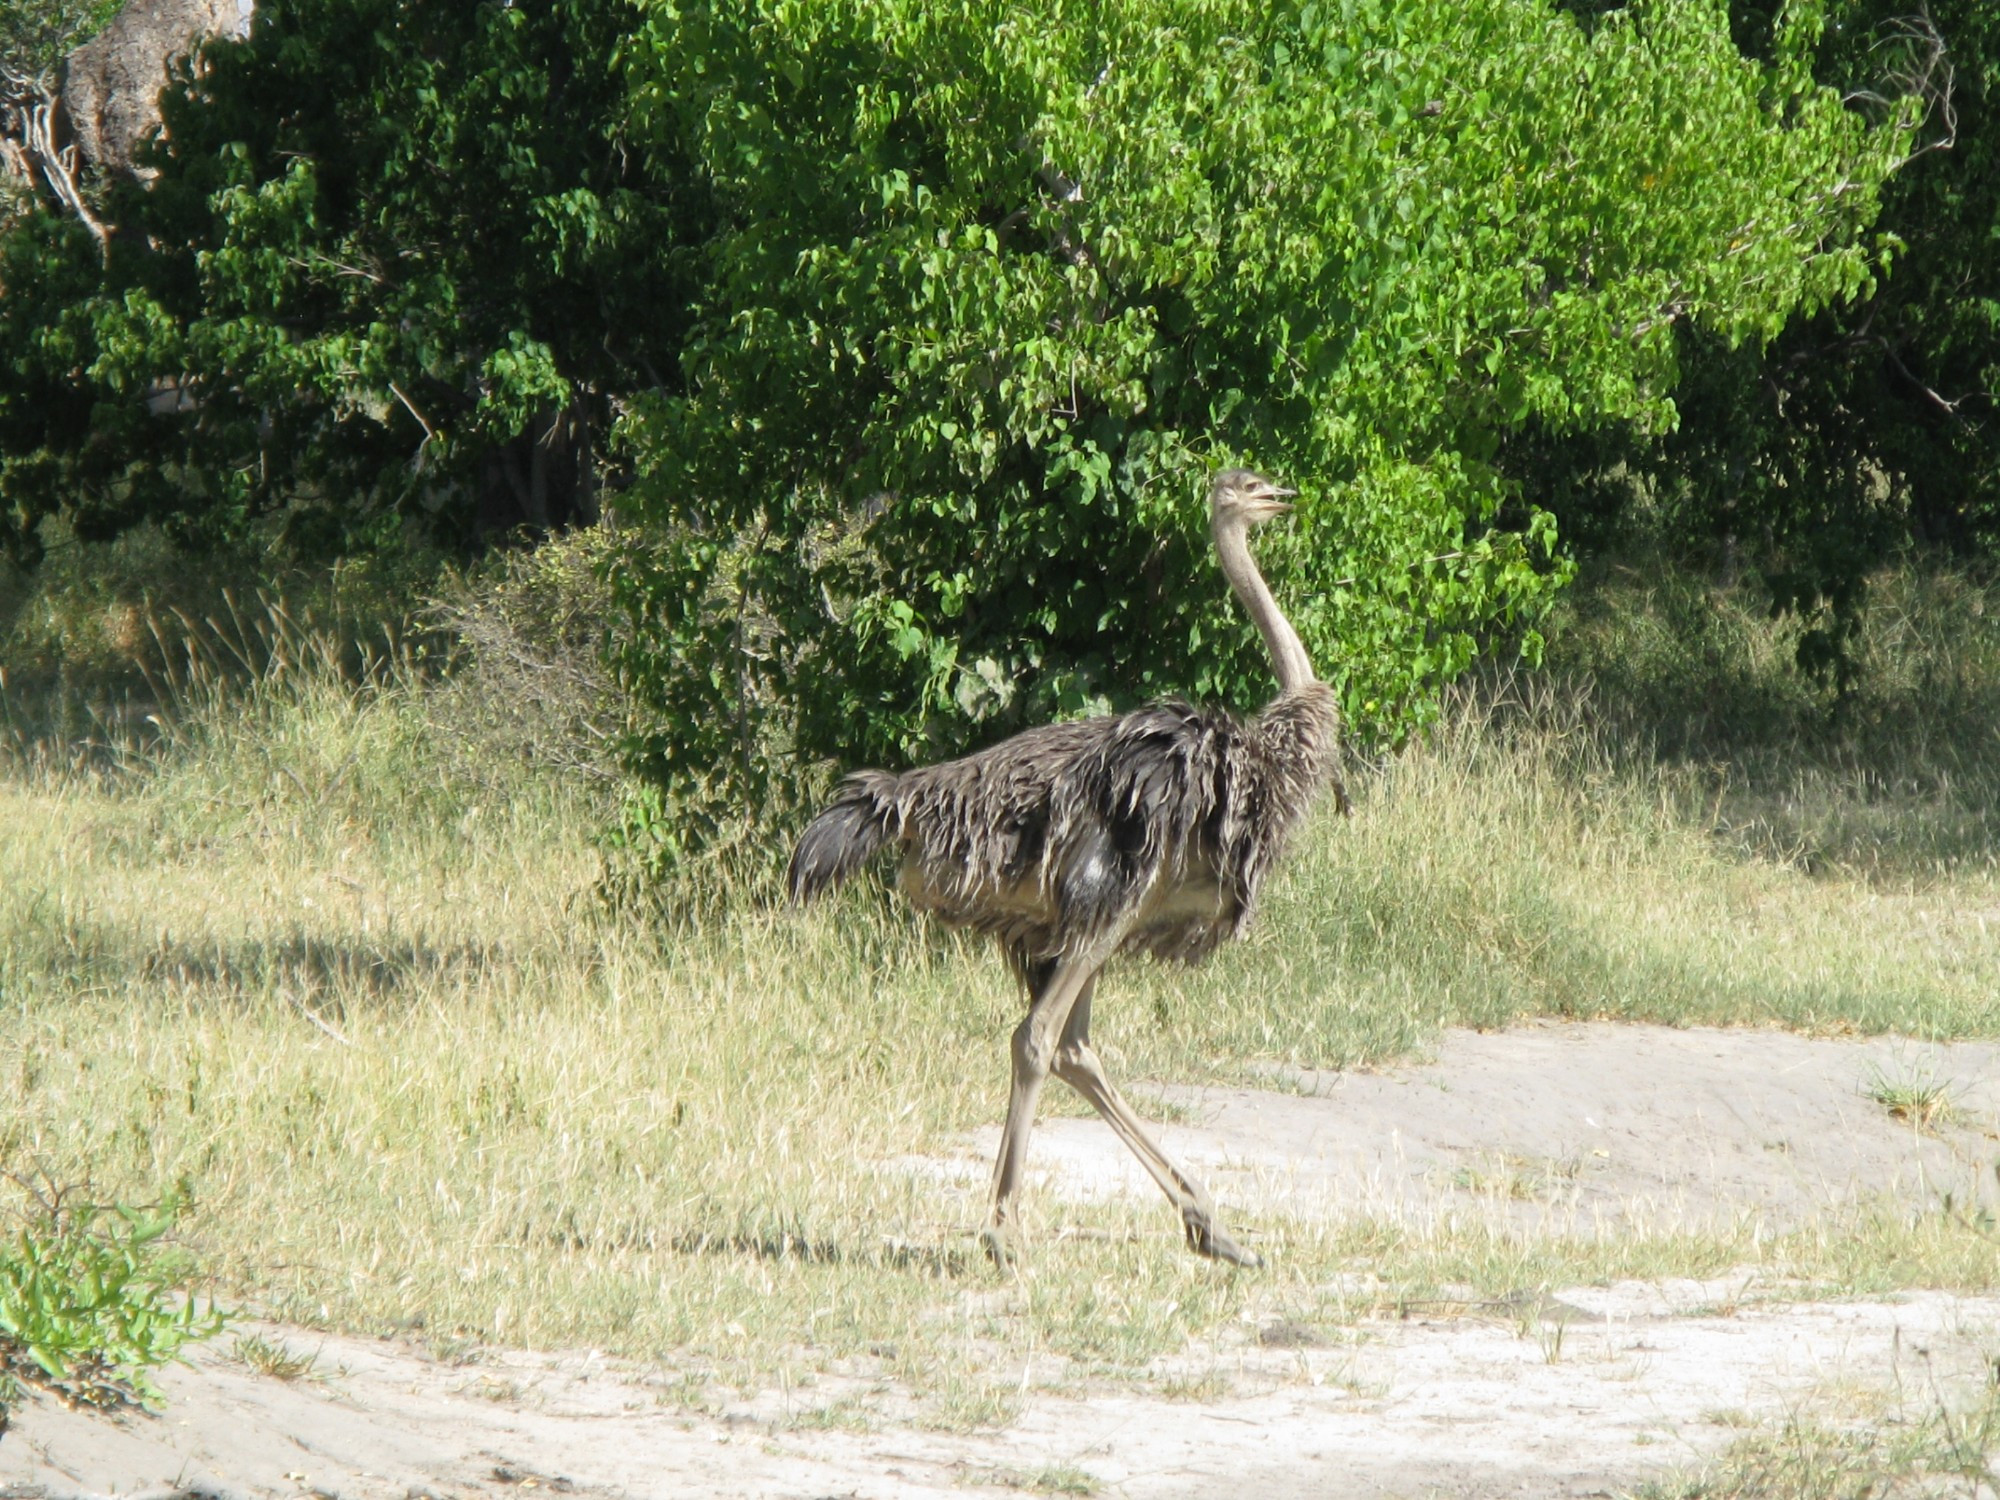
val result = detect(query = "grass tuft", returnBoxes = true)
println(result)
[1634,1383,2000,1499]
[1862,1064,1962,1133]
[232,1332,318,1382]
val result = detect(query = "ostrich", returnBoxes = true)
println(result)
[789,469,1344,1267]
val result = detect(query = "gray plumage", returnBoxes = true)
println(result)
[790,469,1344,1268]
[789,686,1342,973]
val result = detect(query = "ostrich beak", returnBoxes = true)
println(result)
[1251,484,1296,518]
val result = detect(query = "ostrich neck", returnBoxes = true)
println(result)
[1213,517,1316,694]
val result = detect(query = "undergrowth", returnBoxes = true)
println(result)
[0,518,447,767]
[1551,556,2000,879]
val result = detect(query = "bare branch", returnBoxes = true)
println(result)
[1877,12,1957,168]
[389,379,439,455]
[1880,341,1969,421]
[20,91,108,258]
[286,251,388,284]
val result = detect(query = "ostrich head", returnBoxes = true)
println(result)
[1208,468,1296,529]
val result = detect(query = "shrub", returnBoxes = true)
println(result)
[0,1173,225,1419]
[426,526,629,798]
[609,0,1911,870]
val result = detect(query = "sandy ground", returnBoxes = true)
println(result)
[5,1022,2000,1500]
[961,1019,2000,1235]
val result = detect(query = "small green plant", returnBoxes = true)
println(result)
[1159,1368,1229,1403]
[778,1394,878,1433]
[1506,1290,1572,1365]
[0,1173,227,1413]
[1864,1065,1960,1132]
[232,1332,317,1382]
[1535,1313,1567,1366]
[924,1370,1025,1432]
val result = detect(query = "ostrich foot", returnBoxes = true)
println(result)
[981,1221,1024,1271]
[1185,1211,1262,1269]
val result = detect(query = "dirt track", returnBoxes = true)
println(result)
[6,1022,1999,1499]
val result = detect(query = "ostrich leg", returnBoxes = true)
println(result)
[984,952,1100,1268]
[1052,986,1261,1268]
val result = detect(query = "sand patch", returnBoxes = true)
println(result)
[955,1020,2000,1239]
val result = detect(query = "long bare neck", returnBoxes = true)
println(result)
[1213,516,1316,694]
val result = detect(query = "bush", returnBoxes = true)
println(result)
[0,1173,225,1420]
[1523,0,1996,672]
[0,0,699,568]
[425,526,629,799]
[609,0,1910,871]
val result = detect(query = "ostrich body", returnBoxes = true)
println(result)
[789,470,1344,1267]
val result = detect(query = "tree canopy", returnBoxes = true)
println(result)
[0,0,1961,869]
[606,0,1910,858]
[1520,0,1988,680]
[0,0,701,566]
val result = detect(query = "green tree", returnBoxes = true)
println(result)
[1521,0,1991,682]
[0,0,704,567]
[608,0,1911,864]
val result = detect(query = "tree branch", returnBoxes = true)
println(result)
[3,77,109,258]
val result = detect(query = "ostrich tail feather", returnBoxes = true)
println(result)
[788,772,900,903]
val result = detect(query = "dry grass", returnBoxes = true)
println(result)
[1551,558,2000,881]
[1633,1369,2000,1498]
[2,562,1999,1419]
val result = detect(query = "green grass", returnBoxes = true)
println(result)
[1,550,1997,1422]
[231,1331,317,1381]
[1634,1383,2000,1498]
[979,1463,1102,1495]
[1863,1062,1964,1132]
